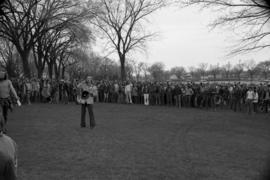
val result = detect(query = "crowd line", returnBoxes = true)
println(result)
[11,78,270,114]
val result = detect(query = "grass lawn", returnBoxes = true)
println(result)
[6,103,270,180]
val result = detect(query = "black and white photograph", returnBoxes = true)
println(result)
[0,0,270,179]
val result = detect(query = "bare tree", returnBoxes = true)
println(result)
[232,60,244,81]
[129,59,144,81]
[180,0,270,55]
[0,0,94,78]
[0,0,43,77]
[92,0,165,81]
[0,38,21,77]
[256,60,270,79]
[209,64,220,80]
[140,62,149,80]
[188,66,199,80]
[197,63,208,80]
[125,61,135,81]
[98,57,119,80]
[222,62,232,79]
[244,59,258,81]
[149,62,165,81]
[170,66,186,79]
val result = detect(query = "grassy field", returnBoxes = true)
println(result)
[6,103,270,180]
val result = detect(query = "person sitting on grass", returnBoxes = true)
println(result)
[0,115,17,180]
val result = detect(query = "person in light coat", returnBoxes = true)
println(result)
[77,76,96,129]
[125,81,133,104]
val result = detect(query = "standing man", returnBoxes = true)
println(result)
[113,81,119,103]
[263,85,270,113]
[0,115,17,180]
[142,83,149,106]
[92,81,99,103]
[24,78,32,105]
[246,86,255,114]
[0,72,19,134]
[125,81,133,104]
[77,76,96,129]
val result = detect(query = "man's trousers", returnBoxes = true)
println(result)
[81,104,95,128]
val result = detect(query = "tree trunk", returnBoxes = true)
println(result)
[53,60,62,80]
[37,54,46,79]
[37,58,44,79]
[120,55,126,81]
[61,66,65,79]
[54,64,59,80]
[15,43,31,78]
[48,61,53,79]
[20,51,31,78]
[37,67,43,79]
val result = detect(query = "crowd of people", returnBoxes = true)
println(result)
[10,78,270,114]
[11,78,77,105]
[0,75,269,180]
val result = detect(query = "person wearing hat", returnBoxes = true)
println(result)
[0,72,19,133]
[77,76,96,129]
[0,114,18,180]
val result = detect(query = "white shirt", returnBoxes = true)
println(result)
[125,84,132,93]
[92,86,98,97]
[114,84,119,92]
[246,90,254,100]
[253,92,259,103]
[77,82,94,104]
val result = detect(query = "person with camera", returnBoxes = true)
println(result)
[77,76,96,129]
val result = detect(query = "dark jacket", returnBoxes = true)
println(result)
[0,134,17,180]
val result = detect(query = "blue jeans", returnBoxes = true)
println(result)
[81,104,95,127]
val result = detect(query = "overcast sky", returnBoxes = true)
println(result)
[93,5,270,70]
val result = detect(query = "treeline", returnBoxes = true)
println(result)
[147,60,270,82]
[1,0,270,82]
[66,58,270,82]
[0,0,166,81]
[0,0,97,79]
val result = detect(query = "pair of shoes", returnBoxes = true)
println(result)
[81,125,86,128]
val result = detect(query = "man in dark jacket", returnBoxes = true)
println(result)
[0,115,17,180]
